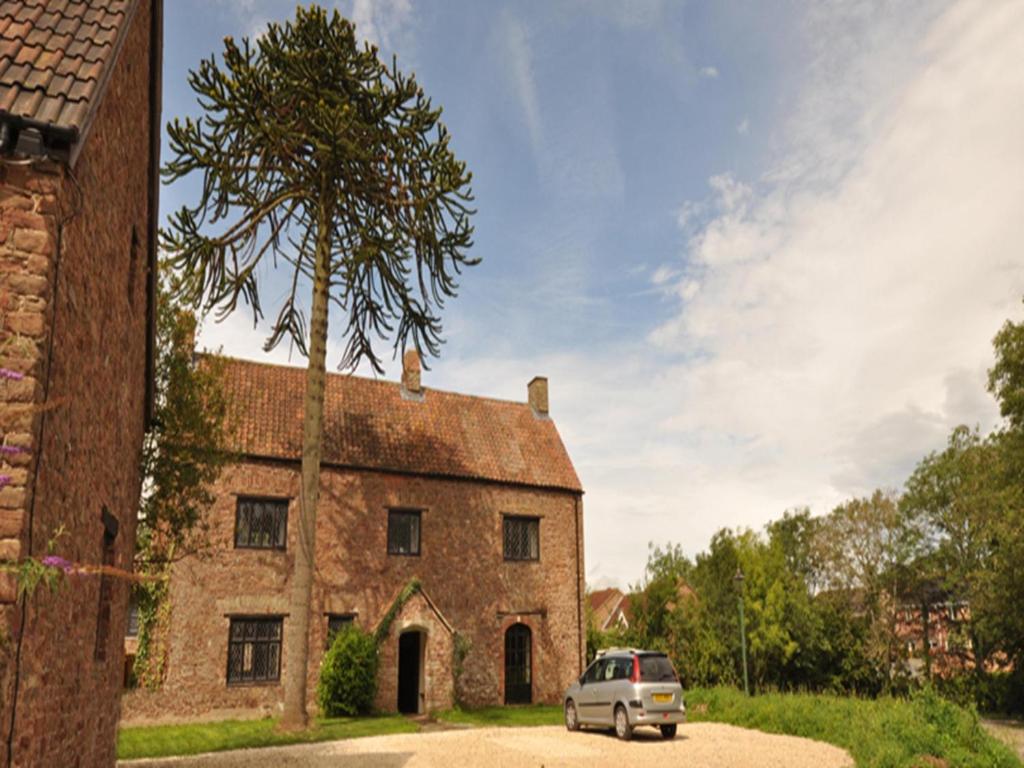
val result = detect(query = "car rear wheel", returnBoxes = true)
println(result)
[565,700,580,731]
[614,705,633,741]
[660,724,677,739]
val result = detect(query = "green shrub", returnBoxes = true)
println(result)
[317,625,379,717]
[686,686,1021,768]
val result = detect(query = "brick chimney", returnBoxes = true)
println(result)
[528,376,548,416]
[401,349,422,395]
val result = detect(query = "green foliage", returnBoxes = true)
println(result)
[117,714,416,760]
[373,578,422,644]
[452,631,471,707]
[138,276,231,564]
[687,686,1021,768]
[161,5,477,372]
[317,624,380,717]
[989,303,1024,431]
[131,568,171,689]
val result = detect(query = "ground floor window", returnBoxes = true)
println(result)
[227,617,283,684]
[504,623,532,704]
[325,613,355,649]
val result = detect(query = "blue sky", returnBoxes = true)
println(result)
[164,1,1024,588]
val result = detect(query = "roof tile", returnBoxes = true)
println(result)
[0,0,138,134]
[215,356,583,493]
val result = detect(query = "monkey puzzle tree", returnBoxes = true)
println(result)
[161,6,476,728]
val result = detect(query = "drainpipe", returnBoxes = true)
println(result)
[574,494,583,675]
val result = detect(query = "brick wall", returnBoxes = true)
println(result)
[122,459,585,723]
[0,2,154,766]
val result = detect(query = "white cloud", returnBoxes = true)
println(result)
[699,65,719,79]
[736,116,750,135]
[499,10,544,155]
[640,0,1024,580]
[347,0,413,49]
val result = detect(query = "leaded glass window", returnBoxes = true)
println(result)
[387,510,421,556]
[503,515,540,561]
[234,498,288,550]
[227,617,282,684]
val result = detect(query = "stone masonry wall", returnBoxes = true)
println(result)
[121,459,585,723]
[0,2,154,766]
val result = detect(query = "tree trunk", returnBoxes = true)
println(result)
[279,202,332,730]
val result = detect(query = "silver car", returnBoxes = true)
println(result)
[563,648,686,740]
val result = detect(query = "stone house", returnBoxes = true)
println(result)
[0,1,162,766]
[122,353,585,721]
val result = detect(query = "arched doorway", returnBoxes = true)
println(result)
[397,629,425,714]
[504,624,532,704]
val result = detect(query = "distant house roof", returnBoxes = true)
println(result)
[216,356,584,494]
[0,0,139,159]
[589,588,629,632]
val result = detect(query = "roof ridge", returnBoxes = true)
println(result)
[209,352,535,409]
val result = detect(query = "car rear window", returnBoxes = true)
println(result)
[638,654,677,682]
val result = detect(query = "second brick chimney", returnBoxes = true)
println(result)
[401,349,422,395]
[528,376,548,417]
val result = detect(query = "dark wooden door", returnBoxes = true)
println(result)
[397,632,420,714]
[504,624,532,704]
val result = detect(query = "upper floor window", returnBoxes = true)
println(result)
[227,617,282,685]
[387,509,421,556]
[504,515,540,561]
[235,498,288,550]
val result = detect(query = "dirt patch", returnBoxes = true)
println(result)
[120,722,854,768]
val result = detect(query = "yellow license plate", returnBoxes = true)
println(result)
[653,693,673,703]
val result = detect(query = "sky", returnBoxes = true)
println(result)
[163,0,1024,590]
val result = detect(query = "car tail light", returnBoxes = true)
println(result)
[630,655,640,683]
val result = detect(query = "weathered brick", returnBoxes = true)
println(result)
[7,273,48,297]
[0,509,24,538]
[25,254,49,276]
[0,486,25,510]
[124,446,585,721]
[0,572,15,603]
[0,190,34,212]
[3,376,39,403]
[3,210,47,232]
[11,228,52,255]
[0,538,20,561]
[5,312,45,338]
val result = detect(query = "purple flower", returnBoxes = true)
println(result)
[0,445,25,456]
[0,369,24,381]
[0,475,10,489]
[41,555,74,574]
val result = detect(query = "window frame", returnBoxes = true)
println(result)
[233,496,289,551]
[226,616,284,686]
[386,508,422,557]
[502,514,541,562]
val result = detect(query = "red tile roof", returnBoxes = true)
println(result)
[0,0,137,138]
[216,356,583,493]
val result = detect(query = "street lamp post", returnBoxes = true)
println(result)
[734,568,750,696]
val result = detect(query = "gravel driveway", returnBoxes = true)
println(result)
[121,723,854,768]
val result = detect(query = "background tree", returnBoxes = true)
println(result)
[161,6,476,727]
[134,274,231,687]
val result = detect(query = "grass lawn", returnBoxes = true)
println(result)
[436,704,563,727]
[117,714,418,761]
[687,686,1022,768]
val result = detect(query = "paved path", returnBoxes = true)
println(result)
[121,723,854,768]
[983,719,1024,760]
